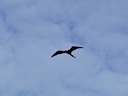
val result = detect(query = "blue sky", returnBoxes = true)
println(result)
[0,0,128,96]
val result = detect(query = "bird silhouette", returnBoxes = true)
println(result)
[51,46,83,58]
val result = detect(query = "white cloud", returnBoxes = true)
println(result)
[0,0,128,96]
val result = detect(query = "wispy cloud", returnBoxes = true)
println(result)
[0,0,128,96]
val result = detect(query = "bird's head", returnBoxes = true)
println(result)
[64,50,68,53]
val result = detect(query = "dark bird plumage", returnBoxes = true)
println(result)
[51,46,83,58]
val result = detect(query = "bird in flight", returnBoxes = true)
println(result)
[51,46,83,58]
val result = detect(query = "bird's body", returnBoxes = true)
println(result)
[51,46,83,58]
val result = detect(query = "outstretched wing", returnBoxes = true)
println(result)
[51,50,64,57]
[69,46,83,52]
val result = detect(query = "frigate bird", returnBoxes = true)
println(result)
[51,46,83,58]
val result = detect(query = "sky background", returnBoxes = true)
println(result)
[0,0,128,96]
